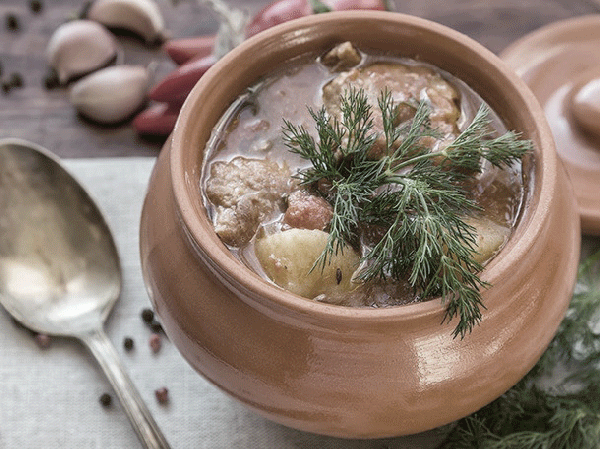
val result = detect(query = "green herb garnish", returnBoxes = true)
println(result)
[308,0,332,14]
[283,87,531,338]
[441,246,600,448]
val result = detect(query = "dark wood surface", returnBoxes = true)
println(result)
[1,0,599,158]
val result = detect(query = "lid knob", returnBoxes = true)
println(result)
[570,70,600,137]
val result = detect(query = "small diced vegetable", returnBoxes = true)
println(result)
[465,216,511,264]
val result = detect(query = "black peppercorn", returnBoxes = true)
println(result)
[99,393,112,407]
[29,0,43,14]
[141,308,154,323]
[6,13,19,31]
[150,320,163,333]
[2,81,11,94]
[9,72,23,88]
[123,337,134,351]
[43,68,60,90]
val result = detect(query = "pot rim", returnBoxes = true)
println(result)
[169,10,557,325]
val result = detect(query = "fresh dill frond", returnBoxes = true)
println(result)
[282,87,531,338]
[441,384,600,449]
[441,248,600,449]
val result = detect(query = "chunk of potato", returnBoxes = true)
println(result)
[464,216,511,264]
[255,229,360,299]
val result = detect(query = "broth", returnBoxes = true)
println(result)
[200,43,527,308]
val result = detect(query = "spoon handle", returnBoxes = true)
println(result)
[80,328,171,449]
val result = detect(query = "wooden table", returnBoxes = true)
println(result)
[1,0,599,158]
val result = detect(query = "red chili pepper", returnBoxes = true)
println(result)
[326,0,389,11]
[138,0,393,136]
[163,34,216,65]
[246,0,389,37]
[132,102,182,136]
[148,54,217,103]
[246,0,313,37]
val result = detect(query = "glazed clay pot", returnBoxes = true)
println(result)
[140,11,580,438]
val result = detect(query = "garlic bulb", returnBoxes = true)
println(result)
[46,20,119,84]
[69,65,150,124]
[87,0,167,45]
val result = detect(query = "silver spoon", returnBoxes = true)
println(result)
[0,138,170,449]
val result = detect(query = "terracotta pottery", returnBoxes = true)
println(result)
[139,11,581,438]
[501,15,600,235]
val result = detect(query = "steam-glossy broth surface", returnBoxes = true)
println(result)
[201,44,526,307]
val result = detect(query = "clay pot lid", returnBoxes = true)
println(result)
[501,15,600,235]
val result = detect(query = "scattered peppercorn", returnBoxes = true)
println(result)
[99,393,112,407]
[149,333,161,353]
[6,13,19,31]
[35,333,51,349]
[141,308,154,323]
[154,387,169,404]
[29,0,43,14]
[9,72,23,88]
[150,320,163,333]
[123,336,134,351]
[43,68,60,90]
[2,81,11,94]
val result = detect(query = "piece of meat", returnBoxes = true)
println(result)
[321,41,362,71]
[205,156,295,246]
[322,63,460,158]
[283,189,333,231]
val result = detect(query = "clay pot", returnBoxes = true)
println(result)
[139,11,580,438]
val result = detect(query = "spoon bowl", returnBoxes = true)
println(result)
[0,138,120,335]
[0,138,170,449]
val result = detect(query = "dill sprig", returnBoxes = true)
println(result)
[441,246,600,448]
[282,87,531,338]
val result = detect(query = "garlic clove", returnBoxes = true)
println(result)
[46,20,119,84]
[87,0,167,45]
[69,65,150,125]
